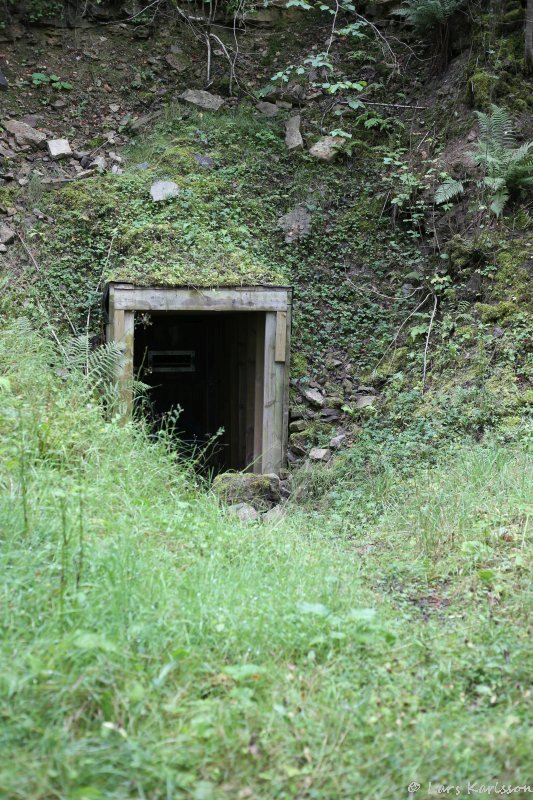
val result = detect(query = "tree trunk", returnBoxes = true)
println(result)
[526,0,533,71]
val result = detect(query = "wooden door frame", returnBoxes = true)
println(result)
[105,283,292,474]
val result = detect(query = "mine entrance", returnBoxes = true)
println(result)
[134,311,265,472]
[104,282,292,473]
[106,284,292,475]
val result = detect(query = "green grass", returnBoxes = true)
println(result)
[0,321,531,799]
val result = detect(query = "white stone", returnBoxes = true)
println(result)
[285,115,303,150]
[309,447,331,462]
[309,135,344,162]
[0,223,15,245]
[89,155,107,172]
[47,138,72,160]
[179,89,224,111]
[301,387,324,408]
[2,119,46,149]
[150,180,180,202]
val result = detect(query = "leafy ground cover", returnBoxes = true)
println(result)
[1,321,531,799]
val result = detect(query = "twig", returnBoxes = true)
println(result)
[100,0,161,24]
[325,0,340,57]
[347,100,430,110]
[372,293,431,377]
[422,293,438,393]
[346,276,423,302]
[205,30,212,85]
[355,12,399,70]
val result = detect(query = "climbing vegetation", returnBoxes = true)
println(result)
[435,105,533,214]
[395,0,464,32]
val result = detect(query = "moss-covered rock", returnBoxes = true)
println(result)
[212,472,281,510]
[475,301,518,323]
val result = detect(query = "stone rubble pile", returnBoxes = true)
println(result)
[287,367,380,465]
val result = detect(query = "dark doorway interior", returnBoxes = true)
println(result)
[134,311,264,473]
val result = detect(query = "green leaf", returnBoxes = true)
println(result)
[31,72,50,84]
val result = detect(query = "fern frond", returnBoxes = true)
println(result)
[435,178,464,204]
[394,0,463,32]
[475,105,515,151]
[489,191,509,217]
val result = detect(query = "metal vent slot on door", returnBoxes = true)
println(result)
[148,350,196,373]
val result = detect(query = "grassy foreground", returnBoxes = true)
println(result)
[0,322,531,800]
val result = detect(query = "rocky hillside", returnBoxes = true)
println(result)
[1,0,531,470]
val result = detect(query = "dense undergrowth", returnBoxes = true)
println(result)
[1,3,532,795]
[3,101,530,463]
[0,320,531,799]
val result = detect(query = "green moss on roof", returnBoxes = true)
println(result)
[50,160,285,289]
[29,108,295,306]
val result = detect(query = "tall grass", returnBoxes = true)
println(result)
[0,321,531,799]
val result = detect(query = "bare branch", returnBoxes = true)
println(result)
[422,293,438,393]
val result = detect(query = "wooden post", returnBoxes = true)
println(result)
[262,312,283,474]
[281,300,292,468]
[245,315,256,471]
[275,311,287,362]
[113,307,134,417]
[253,314,265,474]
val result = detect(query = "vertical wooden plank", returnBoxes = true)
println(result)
[275,311,287,363]
[262,312,278,474]
[106,285,115,344]
[253,313,265,474]
[237,316,247,470]
[245,315,256,471]
[229,317,239,469]
[281,299,292,468]
[113,308,134,417]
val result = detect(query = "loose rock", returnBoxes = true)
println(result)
[301,387,324,408]
[278,205,311,243]
[329,433,346,450]
[256,101,279,117]
[289,419,307,433]
[309,136,344,162]
[2,119,46,150]
[213,472,281,509]
[150,179,179,201]
[285,114,303,151]
[321,408,341,422]
[0,70,9,91]
[165,52,189,72]
[309,447,331,462]
[194,153,215,169]
[0,223,15,245]
[179,89,224,111]
[227,503,260,522]
[89,155,107,172]
[355,395,376,409]
[47,138,72,160]
[263,505,284,524]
